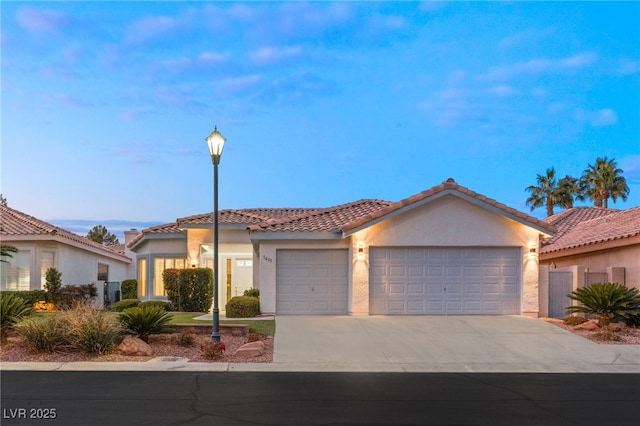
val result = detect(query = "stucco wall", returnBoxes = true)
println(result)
[350,195,543,316]
[544,244,640,290]
[256,239,350,314]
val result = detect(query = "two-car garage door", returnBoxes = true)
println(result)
[369,247,520,315]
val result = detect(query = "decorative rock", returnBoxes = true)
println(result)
[233,340,265,358]
[573,320,599,331]
[117,335,154,356]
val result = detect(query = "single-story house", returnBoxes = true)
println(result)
[0,204,135,306]
[129,179,555,317]
[538,206,640,318]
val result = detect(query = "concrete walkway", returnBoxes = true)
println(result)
[2,316,639,373]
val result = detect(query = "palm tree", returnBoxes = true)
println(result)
[0,244,18,263]
[526,168,580,217]
[580,157,629,208]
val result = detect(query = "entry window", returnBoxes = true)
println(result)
[40,250,55,289]
[97,263,109,282]
[137,258,147,297]
[0,250,30,291]
[153,258,186,296]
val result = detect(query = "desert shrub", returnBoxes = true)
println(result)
[139,300,173,311]
[622,313,640,328]
[1,293,33,343]
[172,331,195,347]
[0,290,47,307]
[120,279,137,300]
[65,304,122,354]
[44,267,63,306]
[59,284,98,310]
[118,305,174,343]
[592,324,622,342]
[109,298,141,312]
[200,341,225,360]
[563,315,589,326]
[16,315,71,353]
[163,268,212,312]
[225,296,260,318]
[243,288,260,298]
[566,283,640,326]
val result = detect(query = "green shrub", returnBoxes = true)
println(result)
[563,315,589,326]
[0,290,47,307]
[225,296,260,318]
[16,315,71,353]
[1,293,33,343]
[243,288,260,298]
[172,331,195,347]
[110,298,141,312]
[593,324,622,342]
[163,268,213,312]
[139,300,173,311]
[59,284,98,310]
[44,267,63,306]
[118,305,174,343]
[65,304,122,354]
[121,279,137,300]
[566,283,640,326]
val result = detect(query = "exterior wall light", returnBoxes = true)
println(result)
[357,243,364,258]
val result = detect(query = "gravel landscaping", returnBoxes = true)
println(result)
[0,332,273,363]
[543,318,640,345]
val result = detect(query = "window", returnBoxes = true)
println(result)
[97,263,109,282]
[137,258,147,297]
[0,250,30,291]
[153,258,186,297]
[40,250,55,289]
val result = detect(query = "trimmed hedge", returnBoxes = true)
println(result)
[121,279,137,300]
[0,290,47,307]
[243,288,260,298]
[225,296,260,318]
[163,268,212,312]
[110,298,140,312]
[139,300,173,311]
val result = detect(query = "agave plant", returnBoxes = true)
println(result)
[566,283,640,326]
[118,305,174,342]
[1,293,33,343]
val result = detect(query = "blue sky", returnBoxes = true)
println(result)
[2,1,639,240]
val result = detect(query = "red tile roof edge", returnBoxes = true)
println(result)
[341,179,556,234]
[0,205,132,261]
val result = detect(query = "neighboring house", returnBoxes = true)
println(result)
[129,179,555,317]
[538,206,640,318]
[0,205,135,306]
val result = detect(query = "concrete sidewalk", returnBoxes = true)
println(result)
[2,316,639,373]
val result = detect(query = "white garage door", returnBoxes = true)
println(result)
[370,247,520,315]
[276,249,349,315]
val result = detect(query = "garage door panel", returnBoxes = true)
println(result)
[277,249,349,315]
[370,247,520,315]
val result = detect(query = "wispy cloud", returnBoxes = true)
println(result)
[619,155,640,184]
[16,8,71,34]
[124,15,186,45]
[484,52,598,80]
[498,27,555,49]
[162,51,230,73]
[249,46,303,66]
[214,75,263,96]
[576,108,618,127]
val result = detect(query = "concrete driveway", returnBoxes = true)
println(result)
[270,315,640,373]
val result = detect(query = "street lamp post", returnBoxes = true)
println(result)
[205,126,226,343]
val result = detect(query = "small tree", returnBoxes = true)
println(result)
[87,225,120,245]
[566,283,640,326]
[45,267,63,306]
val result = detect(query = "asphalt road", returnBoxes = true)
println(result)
[1,372,639,425]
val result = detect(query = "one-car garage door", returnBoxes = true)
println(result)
[276,249,349,315]
[370,247,520,315]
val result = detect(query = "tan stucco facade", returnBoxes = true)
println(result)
[253,195,547,316]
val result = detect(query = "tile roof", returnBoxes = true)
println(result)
[177,208,321,226]
[126,222,183,247]
[541,207,640,254]
[541,207,619,246]
[0,205,131,261]
[341,178,555,234]
[248,200,394,233]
